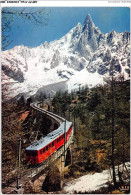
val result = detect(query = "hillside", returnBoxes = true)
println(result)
[2,79,130,193]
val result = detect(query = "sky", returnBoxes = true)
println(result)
[2,7,130,50]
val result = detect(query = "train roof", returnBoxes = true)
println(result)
[26,120,72,151]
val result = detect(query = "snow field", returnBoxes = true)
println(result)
[64,162,130,193]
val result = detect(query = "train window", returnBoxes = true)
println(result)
[40,150,42,154]
[59,137,61,141]
[46,146,48,151]
[43,148,45,153]
[57,139,58,143]
[32,151,37,156]
[26,151,31,156]
[49,144,51,148]
[52,142,54,147]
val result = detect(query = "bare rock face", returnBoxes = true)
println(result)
[51,50,61,69]
[2,65,24,83]
[103,49,111,62]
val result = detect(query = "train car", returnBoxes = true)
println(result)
[25,121,72,165]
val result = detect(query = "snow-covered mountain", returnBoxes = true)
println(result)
[2,14,130,100]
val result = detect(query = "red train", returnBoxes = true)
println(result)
[25,104,73,165]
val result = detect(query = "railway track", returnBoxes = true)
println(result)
[31,102,65,125]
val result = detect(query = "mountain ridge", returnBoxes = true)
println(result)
[2,14,130,101]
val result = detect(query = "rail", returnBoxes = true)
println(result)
[31,102,65,125]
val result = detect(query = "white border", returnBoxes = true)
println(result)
[0,1,130,194]
[0,1,131,7]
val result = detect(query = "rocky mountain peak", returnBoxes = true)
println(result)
[77,14,103,53]
[84,14,93,25]
[75,22,82,29]
[83,14,94,31]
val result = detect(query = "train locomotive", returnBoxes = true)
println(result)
[25,103,73,165]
